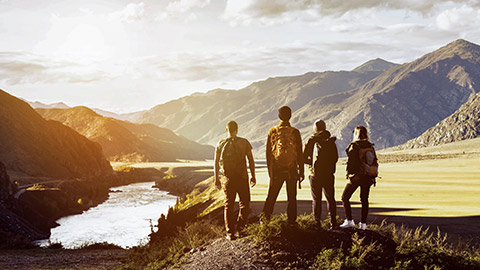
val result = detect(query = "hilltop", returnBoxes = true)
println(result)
[36,106,214,162]
[0,89,112,178]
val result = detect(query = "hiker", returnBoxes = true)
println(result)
[340,125,378,230]
[262,106,304,224]
[214,120,256,240]
[303,120,338,229]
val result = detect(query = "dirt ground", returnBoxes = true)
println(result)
[0,249,128,270]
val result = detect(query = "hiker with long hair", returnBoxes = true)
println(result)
[214,120,256,240]
[304,120,338,229]
[262,106,304,224]
[340,125,378,230]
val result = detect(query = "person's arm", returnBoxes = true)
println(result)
[345,143,358,178]
[295,129,304,181]
[266,129,273,179]
[303,137,314,167]
[246,148,256,187]
[214,144,221,190]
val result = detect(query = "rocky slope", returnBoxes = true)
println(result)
[36,106,214,162]
[313,39,480,152]
[124,58,397,152]
[398,92,480,149]
[0,89,113,178]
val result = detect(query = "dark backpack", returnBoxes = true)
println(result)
[219,137,242,177]
[315,138,338,173]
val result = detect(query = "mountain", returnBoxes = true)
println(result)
[27,101,70,109]
[398,92,480,149]
[126,58,397,153]
[0,89,113,178]
[36,106,214,162]
[304,39,480,152]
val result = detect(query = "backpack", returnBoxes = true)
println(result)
[315,138,338,174]
[219,137,241,177]
[357,145,379,178]
[271,126,297,169]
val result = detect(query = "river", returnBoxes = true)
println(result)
[38,181,177,249]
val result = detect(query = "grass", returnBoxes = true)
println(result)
[245,215,480,269]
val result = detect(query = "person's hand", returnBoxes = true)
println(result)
[299,173,305,183]
[250,176,256,188]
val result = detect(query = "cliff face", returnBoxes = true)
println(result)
[398,92,480,149]
[0,89,113,178]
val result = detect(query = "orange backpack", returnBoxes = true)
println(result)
[271,126,297,169]
[358,146,379,178]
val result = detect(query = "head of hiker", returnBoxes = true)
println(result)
[313,120,326,133]
[278,106,291,121]
[353,125,368,141]
[226,120,238,137]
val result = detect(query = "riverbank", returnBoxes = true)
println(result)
[0,163,173,247]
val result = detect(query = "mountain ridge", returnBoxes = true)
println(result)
[36,106,214,162]
[0,89,113,178]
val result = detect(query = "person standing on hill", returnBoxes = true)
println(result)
[340,125,378,230]
[214,120,256,240]
[262,106,304,224]
[303,120,339,229]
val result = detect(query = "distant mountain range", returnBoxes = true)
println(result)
[122,58,398,154]
[0,90,113,178]
[18,39,480,158]
[36,106,214,162]
[115,39,480,154]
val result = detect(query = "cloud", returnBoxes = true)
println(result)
[0,52,110,85]
[134,41,409,84]
[223,0,478,25]
[436,5,480,31]
[109,2,146,23]
[157,0,211,22]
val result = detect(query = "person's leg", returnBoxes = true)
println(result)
[359,182,372,223]
[223,178,237,236]
[341,180,359,221]
[262,172,284,220]
[309,175,322,222]
[236,178,251,233]
[322,174,337,227]
[285,171,297,223]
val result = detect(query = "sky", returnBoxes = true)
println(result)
[1,0,480,113]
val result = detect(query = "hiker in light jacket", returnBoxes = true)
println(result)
[340,125,377,230]
[262,106,304,224]
[303,120,338,229]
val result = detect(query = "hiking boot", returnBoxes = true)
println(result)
[226,234,237,241]
[340,219,355,228]
[358,222,367,230]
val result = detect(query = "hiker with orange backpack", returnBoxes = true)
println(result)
[262,106,304,224]
[215,120,256,240]
[304,120,339,229]
[340,125,378,230]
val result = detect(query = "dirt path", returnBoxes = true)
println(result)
[0,249,128,270]
[170,237,273,270]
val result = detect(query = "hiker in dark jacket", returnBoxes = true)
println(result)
[214,120,256,240]
[304,120,338,229]
[340,125,377,230]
